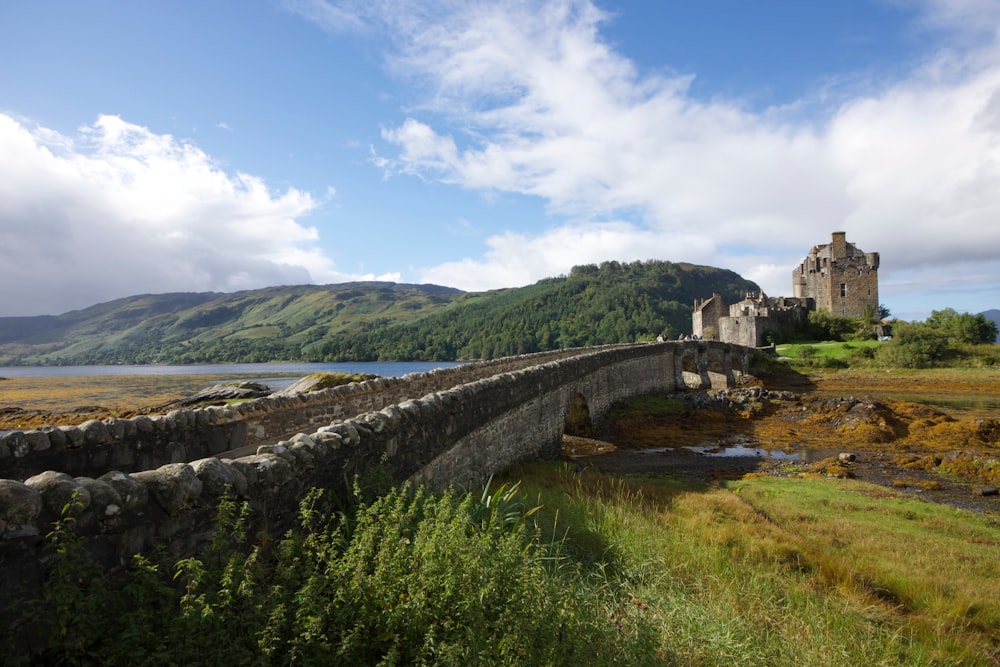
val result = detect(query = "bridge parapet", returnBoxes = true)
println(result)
[0,341,754,602]
[0,348,598,482]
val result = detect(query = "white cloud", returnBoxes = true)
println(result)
[297,0,1000,315]
[419,222,716,291]
[0,114,387,315]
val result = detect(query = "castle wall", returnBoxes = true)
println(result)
[792,231,879,318]
[692,293,728,339]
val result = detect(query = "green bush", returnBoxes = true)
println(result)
[875,322,951,368]
[796,345,817,359]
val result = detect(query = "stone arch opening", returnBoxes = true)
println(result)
[679,348,705,389]
[564,392,592,436]
[704,343,737,389]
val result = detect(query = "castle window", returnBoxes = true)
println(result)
[839,283,847,297]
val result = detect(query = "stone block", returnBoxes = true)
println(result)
[0,479,43,537]
[24,470,91,517]
[131,464,202,516]
[98,471,148,510]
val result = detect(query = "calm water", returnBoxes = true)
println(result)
[0,362,465,391]
[636,444,841,462]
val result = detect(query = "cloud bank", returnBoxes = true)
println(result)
[295,0,1000,316]
[0,114,394,315]
[6,1,1000,319]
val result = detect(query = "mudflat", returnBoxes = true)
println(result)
[0,372,292,430]
[569,368,1000,513]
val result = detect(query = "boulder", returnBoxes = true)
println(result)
[181,381,272,405]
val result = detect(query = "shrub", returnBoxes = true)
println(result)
[876,322,950,368]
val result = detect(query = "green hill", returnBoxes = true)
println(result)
[0,261,757,365]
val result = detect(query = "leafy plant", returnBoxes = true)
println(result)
[467,476,541,538]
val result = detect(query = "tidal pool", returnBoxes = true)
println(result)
[635,443,841,462]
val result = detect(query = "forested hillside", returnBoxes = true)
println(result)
[313,261,755,360]
[0,261,756,365]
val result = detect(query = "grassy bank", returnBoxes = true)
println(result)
[515,462,1000,665]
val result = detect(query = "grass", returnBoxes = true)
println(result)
[7,462,999,665]
[509,461,1000,666]
[776,339,882,363]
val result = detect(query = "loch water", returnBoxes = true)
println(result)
[0,361,465,391]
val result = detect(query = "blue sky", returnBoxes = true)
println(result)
[2,1,1000,321]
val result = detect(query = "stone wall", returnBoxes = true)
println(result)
[0,341,753,604]
[0,348,588,482]
[719,305,809,347]
[692,292,729,340]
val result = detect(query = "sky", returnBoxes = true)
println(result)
[2,1,1000,321]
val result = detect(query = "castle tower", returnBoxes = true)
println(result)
[791,231,879,318]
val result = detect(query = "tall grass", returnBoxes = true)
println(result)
[515,462,1000,666]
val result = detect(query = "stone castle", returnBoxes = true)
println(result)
[693,232,880,347]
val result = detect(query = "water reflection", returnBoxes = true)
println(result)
[635,444,839,462]
[683,444,800,460]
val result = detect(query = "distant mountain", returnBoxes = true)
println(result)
[0,261,757,365]
[980,309,1000,342]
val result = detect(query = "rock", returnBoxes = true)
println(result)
[312,430,344,449]
[24,470,91,517]
[181,381,272,405]
[838,452,856,462]
[0,479,43,537]
[39,425,67,449]
[74,477,124,518]
[1,431,29,458]
[274,375,329,396]
[60,425,85,448]
[131,464,203,515]
[257,443,294,463]
[234,453,292,487]
[98,471,148,510]
[80,419,111,445]
[975,487,999,497]
[274,372,375,396]
[190,457,246,497]
[25,430,51,452]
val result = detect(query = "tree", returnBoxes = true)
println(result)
[855,304,881,339]
[924,308,998,345]
[807,310,856,340]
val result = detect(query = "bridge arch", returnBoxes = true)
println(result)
[564,392,592,437]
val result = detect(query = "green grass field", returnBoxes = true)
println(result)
[775,339,882,363]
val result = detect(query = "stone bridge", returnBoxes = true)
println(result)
[0,341,753,599]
